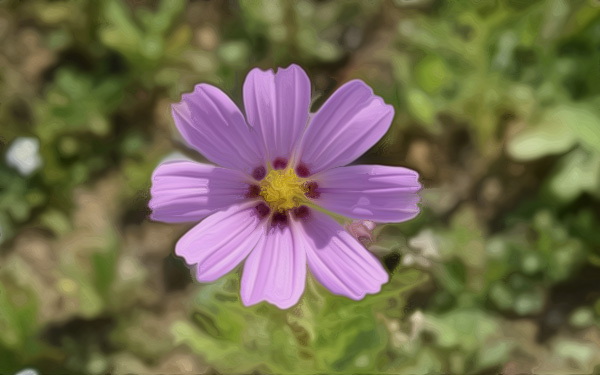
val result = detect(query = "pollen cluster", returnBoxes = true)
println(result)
[259,168,307,212]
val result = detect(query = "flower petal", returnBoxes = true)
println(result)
[294,80,394,175]
[243,65,310,167]
[175,203,266,282]
[241,223,307,309]
[149,161,252,223]
[297,208,388,299]
[172,84,265,174]
[312,165,421,222]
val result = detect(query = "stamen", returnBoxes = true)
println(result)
[303,181,320,199]
[259,168,307,212]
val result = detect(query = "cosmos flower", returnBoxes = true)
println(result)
[150,65,421,309]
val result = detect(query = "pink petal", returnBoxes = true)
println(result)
[172,84,265,174]
[297,208,389,299]
[240,222,307,309]
[294,80,394,175]
[243,65,310,167]
[175,203,266,282]
[149,161,252,223]
[312,165,421,222]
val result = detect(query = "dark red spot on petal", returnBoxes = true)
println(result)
[255,203,270,219]
[271,211,288,228]
[304,181,320,199]
[272,158,288,170]
[292,205,310,220]
[252,166,266,180]
[296,163,310,177]
[246,184,261,198]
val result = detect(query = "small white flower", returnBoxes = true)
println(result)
[409,310,426,340]
[5,137,42,176]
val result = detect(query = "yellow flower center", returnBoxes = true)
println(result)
[259,168,307,212]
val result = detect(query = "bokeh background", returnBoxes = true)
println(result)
[1,0,600,374]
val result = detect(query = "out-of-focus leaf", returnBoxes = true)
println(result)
[171,267,426,373]
[92,241,119,304]
[99,0,143,59]
[421,309,502,356]
[99,0,187,71]
[0,278,39,352]
[507,115,576,161]
[217,41,251,69]
[406,88,436,126]
[416,55,449,94]
[38,209,72,236]
[548,148,600,202]
[533,210,586,282]
[507,104,600,160]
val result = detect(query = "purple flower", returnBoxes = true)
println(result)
[150,65,421,309]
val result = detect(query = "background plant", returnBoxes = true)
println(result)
[1,0,599,373]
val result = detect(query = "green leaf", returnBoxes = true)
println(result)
[416,55,449,94]
[92,242,119,303]
[0,279,39,351]
[507,104,600,161]
[406,88,436,126]
[548,148,600,202]
[507,112,576,161]
[99,0,143,55]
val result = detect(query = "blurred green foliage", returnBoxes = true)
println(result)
[1,0,600,374]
